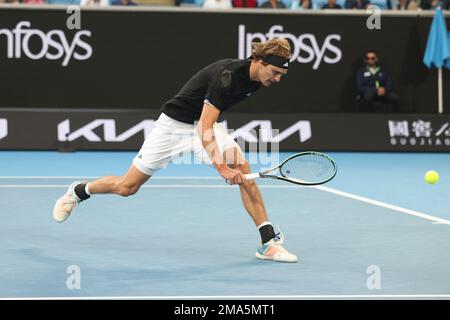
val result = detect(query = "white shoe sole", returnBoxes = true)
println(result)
[255,252,298,263]
[52,181,82,223]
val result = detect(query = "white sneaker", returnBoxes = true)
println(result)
[255,230,298,263]
[53,181,82,223]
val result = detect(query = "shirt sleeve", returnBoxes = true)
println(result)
[204,69,234,112]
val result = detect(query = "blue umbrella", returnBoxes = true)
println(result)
[423,8,450,68]
[448,31,450,69]
[423,8,450,113]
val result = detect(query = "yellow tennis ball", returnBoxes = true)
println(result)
[425,170,439,184]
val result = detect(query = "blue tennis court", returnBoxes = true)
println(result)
[1,151,449,299]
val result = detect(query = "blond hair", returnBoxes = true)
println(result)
[251,38,291,61]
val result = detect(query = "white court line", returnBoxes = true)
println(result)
[315,186,450,226]
[1,294,450,300]
[1,177,450,226]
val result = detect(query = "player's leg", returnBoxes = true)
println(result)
[202,123,297,263]
[53,113,183,223]
[225,147,268,227]
[193,124,268,229]
[225,147,297,263]
[86,164,150,196]
[52,164,151,223]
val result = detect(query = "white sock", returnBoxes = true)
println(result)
[257,221,272,230]
[85,183,92,196]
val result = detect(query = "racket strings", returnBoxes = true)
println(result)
[280,154,336,183]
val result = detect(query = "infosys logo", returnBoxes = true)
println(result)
[0,21,92,67]
[238,25,342,70]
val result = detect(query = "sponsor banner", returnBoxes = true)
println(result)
[237,24,342,71]
[0,20,92,67]
[0,110,449,151]
[0,8,449,113]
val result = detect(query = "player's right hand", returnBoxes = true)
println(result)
[218,165,246,185]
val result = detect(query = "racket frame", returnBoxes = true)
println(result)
[245,151,337,186]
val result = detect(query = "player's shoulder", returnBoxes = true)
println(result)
[206,58,249,75]
[218,58,249,73]
[209,59,249,87]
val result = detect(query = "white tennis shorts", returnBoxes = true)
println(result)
[132,113,241,175]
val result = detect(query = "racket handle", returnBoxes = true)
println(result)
[244,173,260,180]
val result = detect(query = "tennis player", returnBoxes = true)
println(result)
[53,38,297,263]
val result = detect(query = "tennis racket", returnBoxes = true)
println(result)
[244,151,337,185]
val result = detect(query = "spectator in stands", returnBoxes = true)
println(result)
[203,0,232,8]
[111,0,137,5]
[356,50,400,112]
[321,0,342,8]
[232,0,257,7]
[81,0,109,5]
[344,0,370,8]
[440,0,449,8]
[23,0,45,4]
[420,0,450,9]
[396,0,419,9]
[260,0,286,8]
[47,0,81,3]
[291,0,312,9]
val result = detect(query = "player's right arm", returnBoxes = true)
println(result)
[197,103,245,185]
